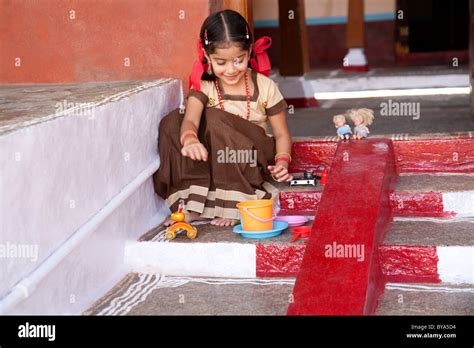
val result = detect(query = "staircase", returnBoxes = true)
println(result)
[2,80,472,315]
[375,172,474,315]
[287,135,473,315]
[87,133,474,316]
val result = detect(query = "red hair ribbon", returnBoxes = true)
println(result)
[188,35,273,91]
[250,36,272,77]
[188,38,208,92]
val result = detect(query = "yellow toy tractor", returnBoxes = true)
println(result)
[165,201,198,241]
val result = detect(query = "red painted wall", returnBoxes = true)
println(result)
[0,0,209,88]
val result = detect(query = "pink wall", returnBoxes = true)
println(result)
[0,0,209,88]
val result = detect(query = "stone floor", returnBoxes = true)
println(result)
[86,274,474,316]
[140,216,314,244]
[274,65,474,137]
[385,219,474,246]
[84,273,295,316]
[376,283,474,315]
[284,94,474,137]
[395,174,474,193]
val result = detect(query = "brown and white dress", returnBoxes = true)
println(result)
[152,68,288,219]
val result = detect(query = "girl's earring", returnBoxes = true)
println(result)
[207,62,212,75]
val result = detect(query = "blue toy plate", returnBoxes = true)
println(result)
[233,220,289,239]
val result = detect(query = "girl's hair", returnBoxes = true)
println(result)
[200,10,253,81]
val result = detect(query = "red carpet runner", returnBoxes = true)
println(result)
[287,139,397,315]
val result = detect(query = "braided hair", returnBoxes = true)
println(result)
[200,10,253,81]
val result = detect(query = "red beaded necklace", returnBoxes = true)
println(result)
[214,72,251,120]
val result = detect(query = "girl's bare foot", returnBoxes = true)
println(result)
[164,211,209,226]
[210,218,238,227]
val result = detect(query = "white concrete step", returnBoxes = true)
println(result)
[0,79,180,314]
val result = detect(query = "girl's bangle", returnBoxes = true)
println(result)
[180,131,198,146]
[275,156,290,164]
[182,136,199,147]
[275,152,292,162]
[181,134,199,146]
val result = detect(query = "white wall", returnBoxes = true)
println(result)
[0,79,181,314]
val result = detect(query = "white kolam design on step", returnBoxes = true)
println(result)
[97,273,295,315]
[386,283,474,293]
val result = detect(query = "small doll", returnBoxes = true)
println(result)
[333,114,352,140]
[347,108,374,140]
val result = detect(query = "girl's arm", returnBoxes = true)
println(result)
[181,96,205,138]
[180,96,208,161]
[267,111,293,182]
[269,111,292,158]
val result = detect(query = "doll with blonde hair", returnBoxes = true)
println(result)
[347,108,374,140]
[333,114,352,140]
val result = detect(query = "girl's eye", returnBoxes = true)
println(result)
[215,58,244,66]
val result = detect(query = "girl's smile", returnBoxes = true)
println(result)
[225,74,239,80]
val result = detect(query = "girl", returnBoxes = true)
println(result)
[153,9,293,227]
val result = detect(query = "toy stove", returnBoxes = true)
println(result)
[289,165,329,187]
[290,169,317,187]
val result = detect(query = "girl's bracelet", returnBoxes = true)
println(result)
[181,134,199,147]
[275,152,292,162]
[182,136,200,147]
[275,157,290,165]
[180,131,198,146]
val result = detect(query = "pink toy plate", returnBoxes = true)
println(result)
[274,215,309,227]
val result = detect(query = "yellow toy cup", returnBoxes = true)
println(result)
[236,199,274,232]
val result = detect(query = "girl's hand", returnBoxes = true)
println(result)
[181,139,208,161]
[268,164,293,182]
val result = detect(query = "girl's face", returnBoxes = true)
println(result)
[206,44,251,86]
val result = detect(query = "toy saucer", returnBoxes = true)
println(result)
[290,226,312,242]
[274,215,309,227]
[233,220,289,239]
